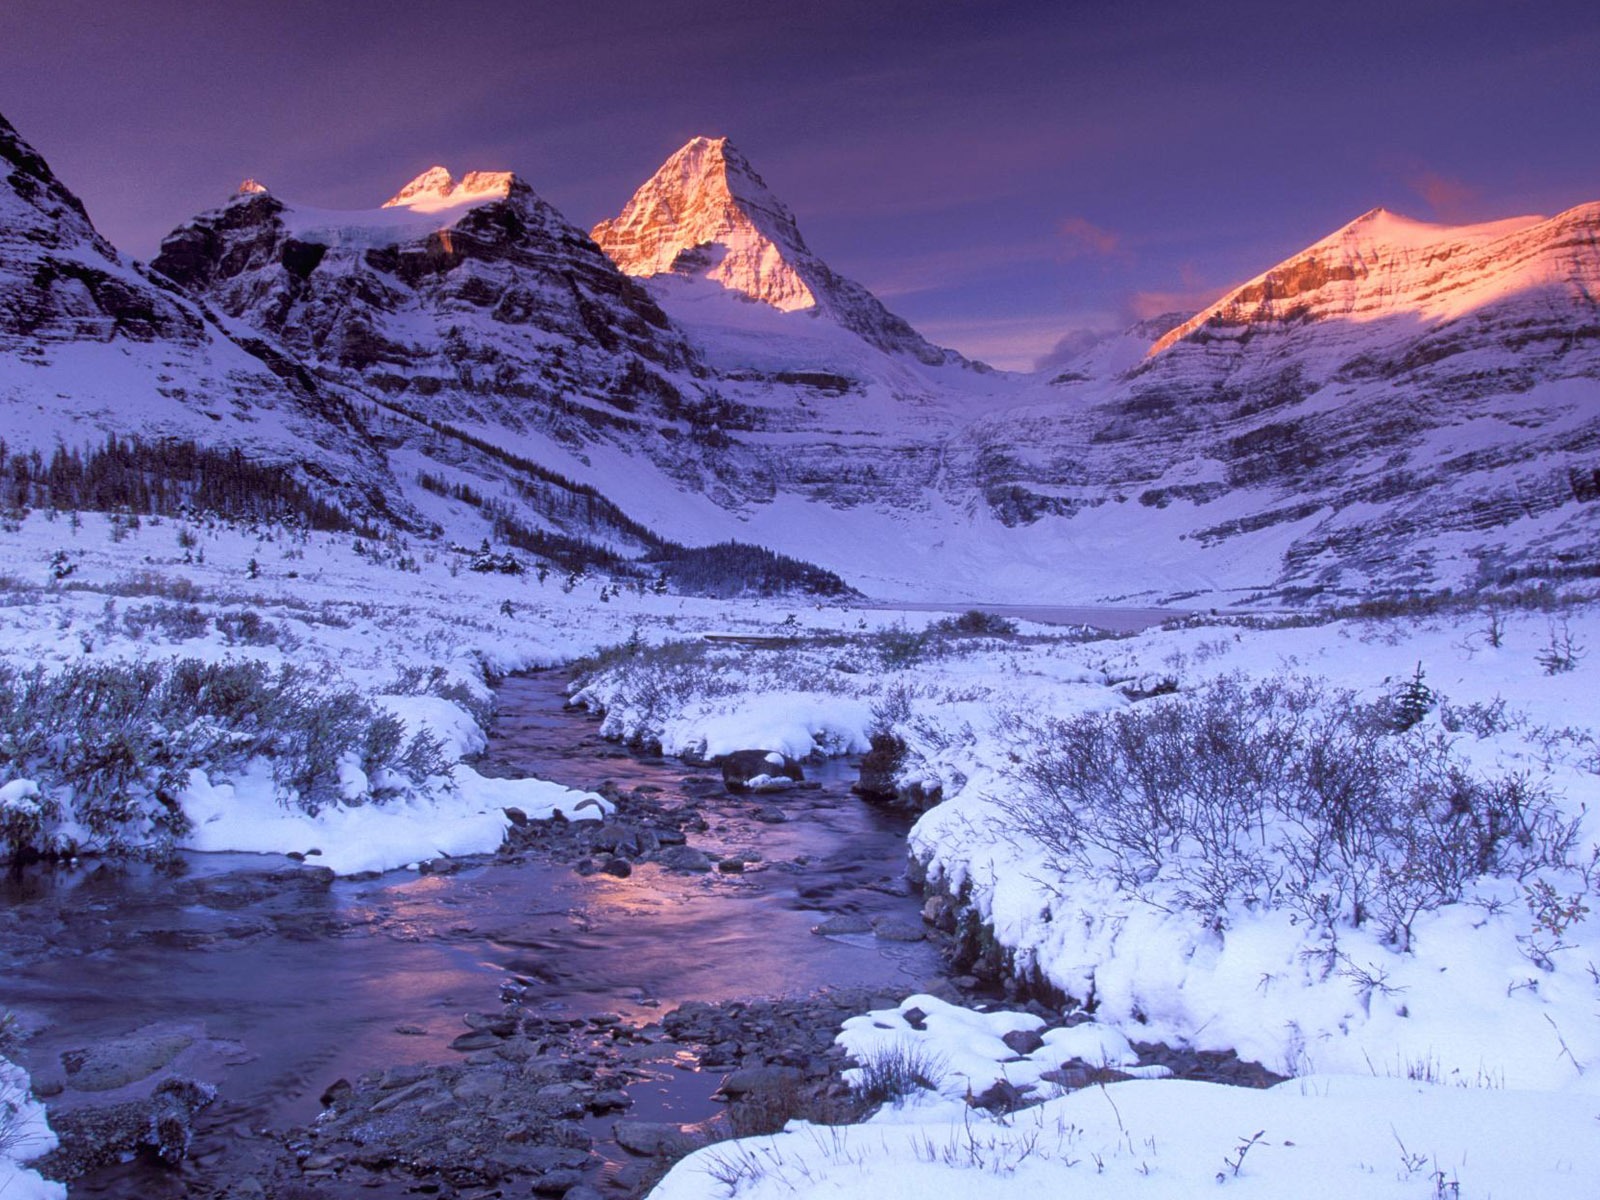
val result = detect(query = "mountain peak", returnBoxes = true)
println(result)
[592,137,960,365]
[592,135,817,311]
[382,166,519,213]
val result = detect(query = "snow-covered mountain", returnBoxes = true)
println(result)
[150,164,781,560]
[997,201,1600,598]
[1147,205,1595,359]
[153,154,1001,545]
[593,136,961,367]
[153,166,701,447]
[0,111,394,519]
[9,101,1598,604]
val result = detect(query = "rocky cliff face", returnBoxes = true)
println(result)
[593,137,960,367]
[0,111,393,519]
[1148,205,1599,362]
[154,157,993,530]
[153,167,703,449]
[1,111,205,350]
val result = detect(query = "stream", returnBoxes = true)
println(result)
[0,671,948,1197]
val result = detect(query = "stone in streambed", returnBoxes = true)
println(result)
[719,750,804,793]
[613,1120,706,1158]
[717,1065,805,1097]
[654,846,713,873]
[870,918,925,942]
[812,915,872,936]
[58,1026,195,1091]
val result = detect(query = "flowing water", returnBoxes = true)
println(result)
[0,670,944,1194]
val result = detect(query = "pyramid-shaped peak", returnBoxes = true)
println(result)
[655,136,783,207]
[592,136,816,310]
[593,136,960,364]
[237,178,269,196]
[382,166,519,212]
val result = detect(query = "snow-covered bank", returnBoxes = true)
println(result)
[0,1055,63,1200]
[652,1071,1597,1200]
[177,763,609,875]
[651,989,1600,1200]
[4,503,1599,1199]
[575,604,1600,1095]
[0,510,864,873]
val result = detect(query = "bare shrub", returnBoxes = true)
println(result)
[215,608,286,647]
[0,659,454,858]
[1001,673,1576,945]
[1439,697,1513,739]
[932,610,1019,638]
[724,1074,858,1137]
[1536,619,1585,674]
[120,601,210,643]
[387,664,493,726]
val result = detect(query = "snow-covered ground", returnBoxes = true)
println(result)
[569,596,1600,1199]
[647,1000,1599,1200]
[2,506,1599,1198]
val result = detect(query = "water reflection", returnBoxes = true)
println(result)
[2,669,940,1170]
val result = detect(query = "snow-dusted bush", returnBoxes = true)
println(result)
[931,609,1019,638]
[849,1042,946,1108]
[387,663,494,726]
[0,658,452,860]
[115,600,210,643]
[1001,673,1577,946]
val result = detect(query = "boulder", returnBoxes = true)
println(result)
[719,750,804,793]
[1001,1028,1045,1056]
[613,1120,705,1158]
[717,1065,805,1098]
[654,846,713,873]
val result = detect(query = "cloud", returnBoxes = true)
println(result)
[1407,170,1481,222]
[1122,288,1213,321]
[1033,328,1112,372]
[1057,215,1123,260]
[914,313,1111,372]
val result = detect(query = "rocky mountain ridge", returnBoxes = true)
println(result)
[961,199,1600,597]
[4,104,1598,603]
[152,167,700,438]
[0,111,395,522]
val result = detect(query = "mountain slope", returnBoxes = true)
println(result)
[26,103,1599,606]
[593,136,961,366]
[0,110,395,521]
[1148,205,1597,362]
[953,202,1600,600]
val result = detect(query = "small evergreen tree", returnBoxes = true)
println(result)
[1390,662,1434,731]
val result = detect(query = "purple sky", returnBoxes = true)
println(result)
[3,0,1597,369]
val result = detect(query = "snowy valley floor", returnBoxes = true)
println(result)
[1,509,1598,1198]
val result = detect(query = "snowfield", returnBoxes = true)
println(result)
[1,507,1598,1197]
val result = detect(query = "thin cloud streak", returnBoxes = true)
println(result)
[1058,216,1123,260]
